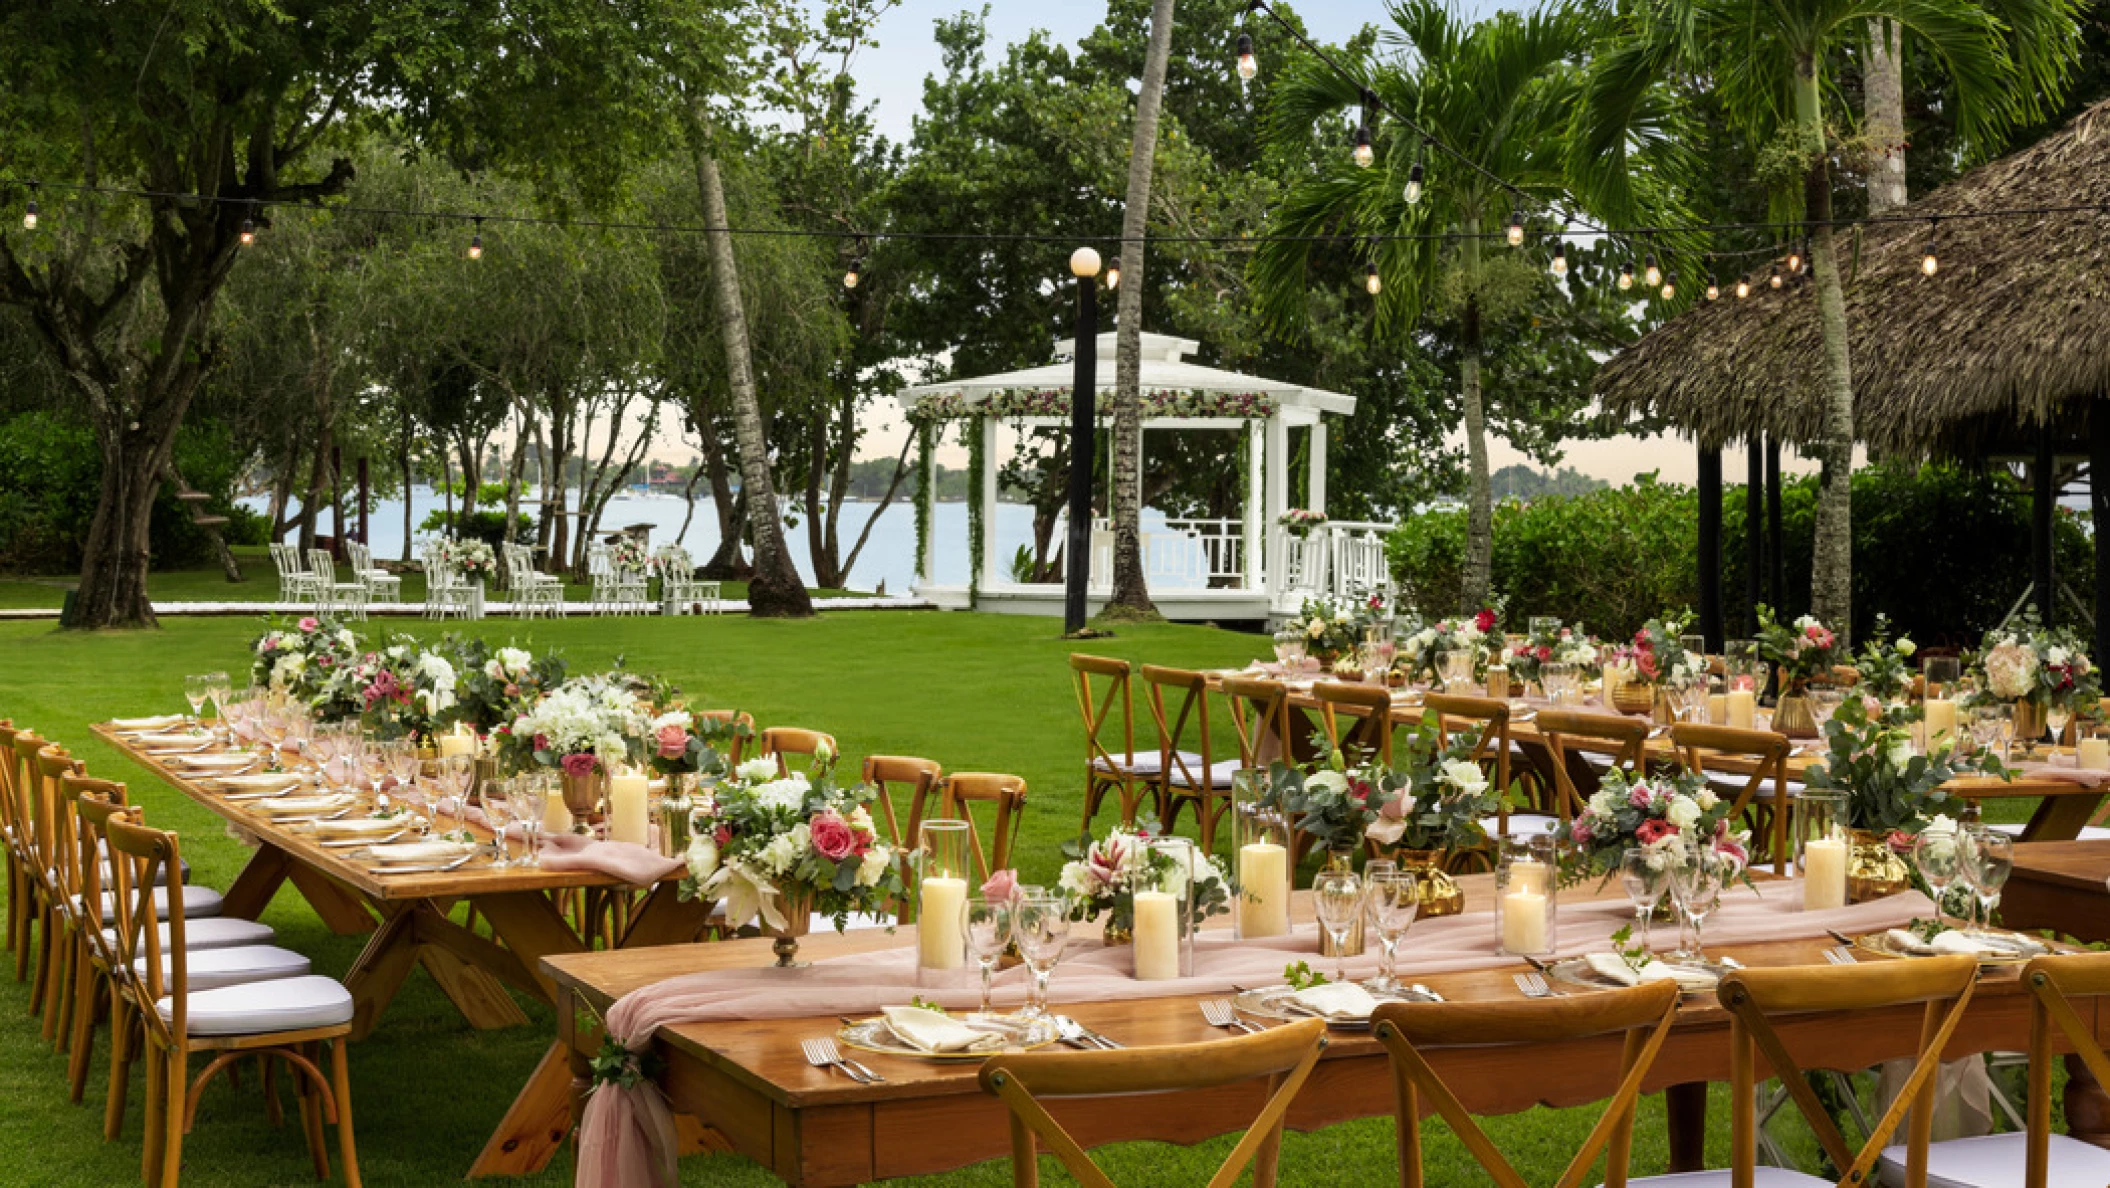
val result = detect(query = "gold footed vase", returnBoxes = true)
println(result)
[1394,850,1465,918]
[1772,693,1819,739]
[1611,681,1657,718]
[1848,829,1912,903]
[2013,699,2048,756]
[770,889,815,967]
[559,769,605,834]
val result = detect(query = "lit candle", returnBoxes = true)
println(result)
[2081,737,2110,771]
[917,876,967,969]
[1508,858,1548,897]
[437,730,476,759]
[1923,698,1958,747]
[1802,837,1848,911]
[1237,842,1290,938]
[608,770,650,846]
[1500,890,1548,955]
[1132,890,1181,980]
[1727,690,1756,730]
[1707,693,1728,725]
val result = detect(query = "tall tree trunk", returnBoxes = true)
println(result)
[1864,20,1908,216]
[1460,231,1494,610]
[1106,0,1177,620]
[1798,63,1856,635]
[71,426,166,629]
[804,406,837,588]
[298,426,332,552]
[694,149,813,618]
[397,408,415,563]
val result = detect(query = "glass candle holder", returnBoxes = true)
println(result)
[1496,834,1558,957]
[1230,769,1292,940]
[916,819,971,985]
[1131,837,1196,981]
[1797,790,1849,912]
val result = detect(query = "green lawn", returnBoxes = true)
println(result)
[0,609,2037,1185]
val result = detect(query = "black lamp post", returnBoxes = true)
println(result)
[1064,247,1103,635]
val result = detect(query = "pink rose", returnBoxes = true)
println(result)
[299,617,319,632]
[714,825,733,846]
[810,811,856,861]
[656,723,689,759]
[559,752,599,779]
[982,869,1020,903]
[532,733,549,751]
[1379,792,1409,821]
[1570,817,1593,847]
[1629,784,1654,809]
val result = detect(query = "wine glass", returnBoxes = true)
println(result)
[1541,662,1576,706]
[1015,895,1071,1019]
[1914,824,1963,927]
[307,730,342,788]
[183,675,210,726]
[1438,649,1474,693]
[435,755,474,825]
[2047,702,2074,753]
[508,776,547,867]
[1806,687,1846,736]
[1274,632,1307,671]
[1620,847,1669,951]
[1363,873,1418,993]
[1313,868,1364,985]
[965,896,1013,1018]
[1969,704,2006,760]
[1670,854,1724,962]
[1961,829,2012,928]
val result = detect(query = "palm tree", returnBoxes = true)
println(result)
[1254,0,1683,611]
[1572,0,2078,635]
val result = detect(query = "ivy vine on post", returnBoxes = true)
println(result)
[913,418,935,584]
[967,414,988,606]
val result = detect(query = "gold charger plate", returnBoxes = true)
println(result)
[835,1013,1062,1061]
[1231,982,1439,1030]
[1547,957,1733,996]
[1853,928,2050,965]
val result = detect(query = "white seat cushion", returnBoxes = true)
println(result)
[1092,751,1202,777]
[1167,758,1246,790]
[135,944,311,991]
[1484,812,1561,837]
[89,883,224,924]
[156,974,354,1037]
[1628,1170,1829,1187]
[1988,822,2110,841]
[1879,1132,2110,1187]
[103,916,275,952]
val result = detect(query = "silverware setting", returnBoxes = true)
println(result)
[1050,1015,1121,1050]
[1823,946,1857,966]
[366,853,479,876]
[802,1036,881,1083]
[321,830,408,849]
[1513,971,1559,998]
[1199,999,1262,1034]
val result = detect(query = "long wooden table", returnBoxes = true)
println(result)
[2005,841,2110,943]
[93,724,714,1178]
[542,877,2108,1187]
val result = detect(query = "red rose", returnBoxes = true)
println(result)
[1475,609,1497,633]
[656,723,689,759]
[559,752,599,779]
[714,825,732,846]
[810,811,856,861]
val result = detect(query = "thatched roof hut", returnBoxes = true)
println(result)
[1595,98,2110,460]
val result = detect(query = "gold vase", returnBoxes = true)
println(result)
[1485,667,1512,701]
[769,888,815,967]
[1848,828,1912,903]
[2014,699,2048,753]
[1317,851,1366,957]
[1611,681,1656,717]
[1773,694,1819,739]
[1394,849,1465,918]
[559,768,605,832]
[1103,919,1132,947]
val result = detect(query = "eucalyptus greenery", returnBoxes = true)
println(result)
[1801,698,2008,834]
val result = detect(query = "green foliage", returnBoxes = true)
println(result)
[0,413,257,572]
[967,417,987,603]
[418,508,537,550]
[1802,699,2002,832]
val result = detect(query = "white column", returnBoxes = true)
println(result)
[980,415,1000,590]
[919,422,938,586]
[1308,420,1328,515]
[1244,420,1264,592]
[1265,414,1289,596]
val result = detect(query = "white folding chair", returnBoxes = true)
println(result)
[270,544,322,604]
[344,540,401,604]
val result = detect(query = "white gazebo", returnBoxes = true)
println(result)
[897,331,1393,622]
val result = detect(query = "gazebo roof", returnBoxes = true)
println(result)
[896,331,1357,419]
[1593,98,2110,458]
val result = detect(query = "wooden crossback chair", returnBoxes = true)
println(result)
[862,756,942,922]
[1671,723,1793,874]
[8,729,48,991]
[22,740,81,1029]
[64,776,131,1111]
[935,773,1028,883]
[1671,956,1980,1188]
[759,727,837,777]
[35,745,88,1049]
[1071,655,1154,832]
[1415,694,1513,870]
[2021,952,2110,1187]
[1314,680,1397,766]
[105,816,362,1187]
[978,1017,1328,1188]
[1143,665,1235,851]
[1222,675,1293,772]
[0,720,27,966]
[1372,980,1680,1188]
[1534,710,1651,824]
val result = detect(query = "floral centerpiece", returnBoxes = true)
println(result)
[1280,594,1379,667]
[501,675,651,822]
[1399,608,1498,684]
[1605,611,1703,717]
[434,536,499,582]
[333,638,458,739]
[444,637,567,736]
[608,535,650,574]
[1852,615,1917,704]
[1801,697,2006,900]
[250,616,362,701]
[681,754,904,964]
[1968,611,2102,743]
[1556,767,1740,886]
[1754,606,1845,736]
[643,709,751,779]
[1258,745,1380,858]
[1277,509,1328,539]
[1359,723,1499,915]
[1056,821,1234,939]
[1501,621,1599,686]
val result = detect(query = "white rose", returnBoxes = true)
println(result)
[1896,638,1916,657]
[755,777,811,815]
[737,757,780,783]
[1666,796,1701,831]
[485,659,505,680]
[497,647,533,675]
[857,847,892,887]
[1307,620,1325,639]
[1304,770,1350,797]
[684,836,720,882]
[2049,646,2071,667]
[1695,787,1719,812]
[1441,759,1488,797]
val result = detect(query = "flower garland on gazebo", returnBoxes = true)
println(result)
[908,388,1280,423]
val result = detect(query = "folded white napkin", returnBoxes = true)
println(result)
[880,1005,1000,1053]
[1583,952,1720,991]
[253,793,355,816]
[1884,928,2044,958]
[172,754,255,770]
[134,733,208,751]
[1290,981,1382,1021]
[366,840,478,865]
[211,773,302,791]
[307,816,412,838]
[110,715,186,732]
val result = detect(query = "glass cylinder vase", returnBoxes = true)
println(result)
[1131,837,1196,980]
[1496,834,1558,957]
[1230,769,1291,940]
[916,819,971,986]
[1796,790,1849,911]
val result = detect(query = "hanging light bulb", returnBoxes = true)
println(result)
[1643,253,1661,288]
[467,216,484,260]
[1660,272,1676,301]
[1365,261,1383,296]
[1352,124,1374,169]
[1735,276,1751,299]
[22,191,37,232]
[1403,161,1425,205]
[1550,241,1568,277]
[1705,275,1720,301]
[1106,256,1121,290]
[1617,260,1634,291]
[1921,219,1940,276]
[1506,209,1524,247]
[1768,268,1783,290]
[843,258,862,289]
[1786,244,1802,274]
[1235,33,1257,81]
[239,216,256,246]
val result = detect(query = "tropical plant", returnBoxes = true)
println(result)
[1255,0,1684,609]
[1571,0,2082,634]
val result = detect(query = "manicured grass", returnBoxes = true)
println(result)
[0,610,2038,1185]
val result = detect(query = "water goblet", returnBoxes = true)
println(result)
[1670,854,1724,962]
[1313,868,1364,985]
[1969,705,2006,760]
[435,755,474,825]
[965,896,1014,1018]
[508,777,547,867]
[1362,872,1418,993]
[1914,825,1963,927]
[1961,829,2012,928]
[1620,847,1669,951]
[2047,703,2074,752]
[1541,662,1576,706]
[184,675,211,726]
[1806,687,1846,735]
[1015,895,1071,1019]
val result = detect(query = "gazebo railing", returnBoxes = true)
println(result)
[1157,518,1246,587]
[1270,522,1395,604]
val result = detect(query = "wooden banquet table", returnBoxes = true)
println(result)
[542,877,2110,1187]
[2005,840,2110,943]
[92,723,716,1178]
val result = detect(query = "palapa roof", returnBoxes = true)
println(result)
[1594,98,2110,459]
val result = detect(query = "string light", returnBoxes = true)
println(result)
[1106,256,1121,290]
[1550,241,1568,277]
[238,203,257,246]
[1235,33,1257,81]
[1352,126,1374,169]
[1506,208,1524,247]
[1660,272,1676,301]
[843,235,866,289]
[1365,262,1382,295]
[1735,276,1751,299]
[467,216,484,260]
[1922,219,1940,276]
[1403,160,1425,205]
[1643,253,1662,289]
[22,184,37,231]
[1785,242,1802,273]
[1617,260,1634,291]
[1768,268,1783,290]
[1705,275,1720,301]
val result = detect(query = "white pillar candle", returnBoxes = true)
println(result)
[1500,891,1548,955]
[1508,859,1548,897]
[1923,698,1958,747]
[1132,890,1181,980]
[917,876,967,969]
[542,795,573,836]
[608,771,651,846]
[437,732,476,759]
[1803,837,1848,911]
[1707,693,1728,725]
[1727,690,1756,730]
[2080,737,2110,770]
[1237,843,1290,938]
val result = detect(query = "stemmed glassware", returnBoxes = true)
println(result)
[1313,868,1364,985]
[435,755,474,826]
[1273,632,1308,671]
[2047,702,2075,753]
[1620,847,1670,951]
[1437,649,1474,694]
[1540,663,1577,706]
[183,675,211,726]
[1806,687,1847,735]
[1362,872,1418,993]
[1914,823,1964,926]
[1960,829,2013,928]
[508,776,547,867]
[965,896,1014,1018]
[1015,894,1070,1018]
[1969,705,2008,762]
[1670,854,1724,962]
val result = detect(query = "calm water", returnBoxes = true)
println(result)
[250,486,1194,594]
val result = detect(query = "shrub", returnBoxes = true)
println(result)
[0,412,253,572]
[419,507,537,548]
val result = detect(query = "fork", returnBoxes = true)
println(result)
[1823,946,1857,966]
[1200,1000,1262,1035]
[801,1037,877,1084]
[1513,972,1558,998]
[817,1029,885,1082]
[322,830,407,849]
